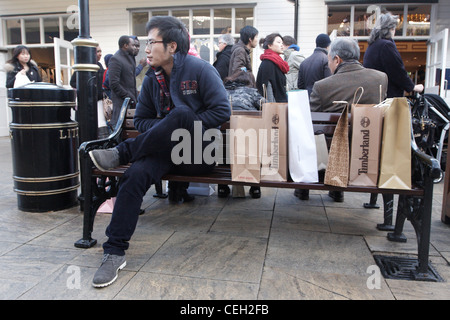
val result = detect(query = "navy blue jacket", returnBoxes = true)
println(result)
[297,47,331,97]
[363,38,414,98]
[134,53,231,133]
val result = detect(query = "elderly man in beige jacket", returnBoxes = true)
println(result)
[309,37,388,113]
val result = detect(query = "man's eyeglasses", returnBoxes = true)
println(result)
[145,40,164,49]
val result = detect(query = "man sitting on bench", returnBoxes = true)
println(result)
[88,16,231,287]
[296,37,388,202]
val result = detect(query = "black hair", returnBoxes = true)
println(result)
[283,36,296,47]
[260,33,283,50]
[7,45,32,65]
[118,35,132,48]
[145,16,190,54]
[239,25,259,45]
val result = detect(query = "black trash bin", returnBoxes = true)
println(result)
[8,83,79,212]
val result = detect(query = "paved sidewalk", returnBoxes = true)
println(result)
[0,136,449,300]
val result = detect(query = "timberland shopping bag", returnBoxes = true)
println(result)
[324,103,349,187]
[287,90,318,182]
[378,98,412,189]
[229,114,263,183]
[348,104,383,186]
[260,102,288,181]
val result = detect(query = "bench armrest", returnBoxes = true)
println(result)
[410,128,442,180]
[78,97,131,155]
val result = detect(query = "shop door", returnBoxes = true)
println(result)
[54,37,74,87]
[425,28,449,104]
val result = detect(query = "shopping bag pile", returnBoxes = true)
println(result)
[228,89,412,190]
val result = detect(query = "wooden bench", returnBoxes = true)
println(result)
[75,97,443,282]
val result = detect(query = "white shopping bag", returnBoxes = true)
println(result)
[287,90,318,182]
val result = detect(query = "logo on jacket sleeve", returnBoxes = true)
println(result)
[180,80,198,95]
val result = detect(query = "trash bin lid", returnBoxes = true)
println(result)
[8,82,76,102]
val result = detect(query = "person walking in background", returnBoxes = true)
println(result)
[102,53,113,98]
[5,45,42,88]
[256,33,289,103]
[283,35,305,91]
[228,25,259,77]
[108,35,138,128]
[131,35,150,94]
[362,12,423,210]
[297,33,332,97]
[213,33,235,81]
[363,12,423,98]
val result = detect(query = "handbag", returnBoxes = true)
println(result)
[102,93,113,121]
[14,72,31,88]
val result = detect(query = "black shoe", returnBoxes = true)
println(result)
[168,182,195,204]
[328,191,344,202]
[249,186,261,199]
[218,184,230,198]
[294,189,309,200]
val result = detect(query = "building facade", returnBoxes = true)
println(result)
[0,0,449,136]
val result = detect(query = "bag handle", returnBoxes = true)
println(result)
[352,87,364,106]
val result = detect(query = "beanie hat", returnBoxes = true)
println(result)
[316,33,331,48]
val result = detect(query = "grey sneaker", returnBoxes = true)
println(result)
[89,148,120,171]
[92,253,126,288]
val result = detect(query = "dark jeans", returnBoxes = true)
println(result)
[103,106,216,255]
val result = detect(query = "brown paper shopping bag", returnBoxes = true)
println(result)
[324,103,349,187]
[348,104,383,186]
[260,103,288,181]
[229,114,263,183]
[378,98,412,189]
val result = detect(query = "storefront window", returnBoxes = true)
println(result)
[406,5,431,36]
[235,8,254,34]
[62,16,78,42]
[132,12,149,37]
[354,6,376,37]
[327,6,351,36]
[193,9,211,35]
[5,19,22,45]
[43,17,60,44]
[130,6,254,64]
[172,10,189,31]
[24,18,40,44]
[214,8,232,34]
[328,3,433,38]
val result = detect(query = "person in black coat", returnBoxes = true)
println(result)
[256,33,289,103]
[213,33,234,80]
[109,35,138,127]
[297,33,332,97]
[5,45,42,88]
[363,12,423,98]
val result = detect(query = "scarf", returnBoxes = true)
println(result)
[260,49,289,74]
[153,67,174,117]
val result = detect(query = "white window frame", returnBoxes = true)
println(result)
[1,13,74,48]
[129,5,256,65]
[327,3,437,41]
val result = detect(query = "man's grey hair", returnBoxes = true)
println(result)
[219,33,235,46]
[329,37,360,61]
[368,12,398,44]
